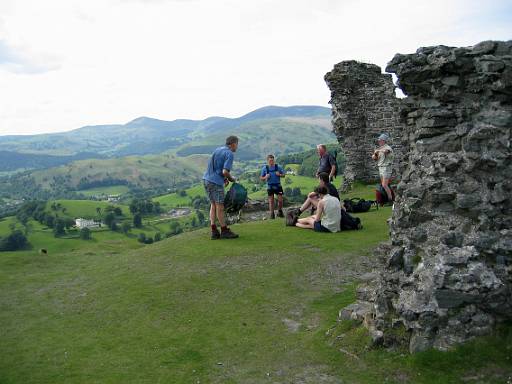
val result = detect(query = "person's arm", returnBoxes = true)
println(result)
[276,166,285,178]
[223,169,235,182]
[260,167,268,181]
[314,200,324,221]
[329,164,336,181]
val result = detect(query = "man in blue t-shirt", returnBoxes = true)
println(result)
[260,154,285,219]
[203,136,239,239]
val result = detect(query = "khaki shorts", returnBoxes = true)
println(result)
[379,166,392,179]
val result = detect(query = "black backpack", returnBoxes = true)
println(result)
[224,183,248,213]
[340,209,362,230]
[343,198,375,213]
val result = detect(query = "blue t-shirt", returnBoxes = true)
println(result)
[203,146,234,186]
[261,164,285,186]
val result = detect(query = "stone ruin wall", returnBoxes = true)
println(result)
[324,61,406,190]
[336,41,512,353]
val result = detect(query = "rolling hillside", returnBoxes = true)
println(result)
[0,105,332,171]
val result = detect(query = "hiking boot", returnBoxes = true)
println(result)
[270,211,275,219]
[211,229,221,240]
[220,228,239,239]
[277,209,284,218]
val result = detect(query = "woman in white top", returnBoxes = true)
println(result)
[295,186,341,232]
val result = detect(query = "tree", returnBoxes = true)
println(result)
[178,190,187,197]
[79,227,92,240]
[64,218,75,229]
[191,217,197,227]
[44,214,55,228]
[137,233,146,243]
[104,212,116,230]
[169,221,182,235]
[196,210,205,225]
[0,230,28,251]
[114,207,122,216]
[53,218,66,237]
[133,213,142,228]
[121,222,131,234]
[154,232,162,242]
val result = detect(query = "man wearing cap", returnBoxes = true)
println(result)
[372,133,394,202]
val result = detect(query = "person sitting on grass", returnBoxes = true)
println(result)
[295,186,341,233]
[260,154,285,219]
[296,172,341,216]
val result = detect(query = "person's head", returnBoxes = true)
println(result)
[377,133,389,146]
[266,154,275,166]
[314,186,328,197]
[318,172,330,186]
[226,135,239,152]
[316,144,327,156]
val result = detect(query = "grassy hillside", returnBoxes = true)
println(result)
[1,207,510,383]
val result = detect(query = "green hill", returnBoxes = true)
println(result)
[1,208,510,383]
[0,106,332,168]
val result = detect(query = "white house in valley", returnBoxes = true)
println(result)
[75,218,101,229]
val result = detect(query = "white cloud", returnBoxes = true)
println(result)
[0,0,511,135]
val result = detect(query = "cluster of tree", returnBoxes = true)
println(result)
[190,195,210,210]
[16,200,75,238]
[137,232,162,244]
[0,230,28,251]
[129,198,162,216]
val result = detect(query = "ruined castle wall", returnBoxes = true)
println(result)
[324,61,406,189]
[343,41,512,353]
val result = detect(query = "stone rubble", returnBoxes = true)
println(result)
[324,61,406,190]
[333,41,512,353]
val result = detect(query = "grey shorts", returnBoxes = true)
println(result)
[379,166,392,179]
[204,180,225,204]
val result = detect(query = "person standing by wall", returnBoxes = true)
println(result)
[260,154,285,219]
[203,136,239,239]
[315,144,336,182]
[372,133,394,202]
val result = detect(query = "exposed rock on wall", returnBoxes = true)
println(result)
[340,41,512,352]
[324,61,405,189]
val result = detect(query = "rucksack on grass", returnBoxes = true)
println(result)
[340,209,362,230]
[343,198,375,213]
[224,183,248,213]
[375,185,395,206]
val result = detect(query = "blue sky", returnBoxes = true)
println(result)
[0,0,511,135]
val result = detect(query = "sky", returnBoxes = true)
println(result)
[0,0,511,136]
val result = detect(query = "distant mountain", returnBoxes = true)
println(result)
[0,106,335,196]
[0,151,106,173]
[0,105,330,160]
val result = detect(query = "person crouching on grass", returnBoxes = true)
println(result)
[295,186,341,233]
[260,154,285,219]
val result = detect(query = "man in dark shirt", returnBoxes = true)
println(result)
[296,172,342,216]
[315,144,336,181]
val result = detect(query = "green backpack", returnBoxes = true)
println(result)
[224,183,248,213]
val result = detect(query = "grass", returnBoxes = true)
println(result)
[1,206,511,383]
[47,200,131,219]
[77,185,130,197]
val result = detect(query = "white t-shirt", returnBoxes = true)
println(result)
[377,144,394,167]
[320,194,341,232]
